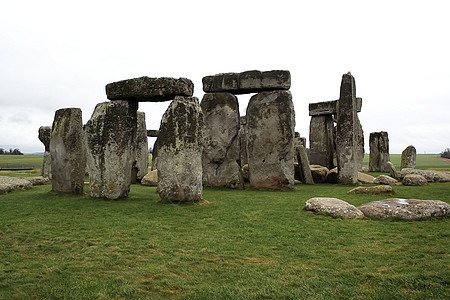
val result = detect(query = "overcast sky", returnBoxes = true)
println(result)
[1,0,449,154]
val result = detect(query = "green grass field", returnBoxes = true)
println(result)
[0,155,43,170]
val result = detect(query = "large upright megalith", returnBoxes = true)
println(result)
[309,115,335,169]
[201,92,243,189]
[401,145,417,170]
[38,126,52,178]
[369,131,390,172]
[131,111,148,183]
[336,73,358,184]
[84,101,138,199]
[50,108,86,194]
[157,96,204,202]
[247,90,295,189]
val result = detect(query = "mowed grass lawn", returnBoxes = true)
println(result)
[1,180,449,299]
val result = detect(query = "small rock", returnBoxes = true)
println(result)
[357,172,375,184]
[304,197,364,218]
[326,167,339,183]
[0,176,33,194]
[25,176,49,185]
[402,174,428,186]
[141,170,158,186]
[348,185,393,195]
[373,175,399,185]
[310,165,329,183]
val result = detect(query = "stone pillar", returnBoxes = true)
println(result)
[201,92,243,189]
[336,73,358,184]
[38,126,52,179]
[296,145,314,184]
[239,116,248,166]
[369,131,390,172]
[401,145,417,169]
[355,115,365,171]
[131,111,148,183]
[50,108,86,194]
[157,96,204,202]
[84,101,138,199]
[309,115,335,169]
[247,90,295,189]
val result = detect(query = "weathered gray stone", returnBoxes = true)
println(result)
[357,172,375,184]
[0,176,33,194]
[400,168,450,182]
[203,70,290,94]
[358,198,450,220]
[201,93,243,189]
[238,116,249,167]
[326,167,339,183]
[146,129,159,137]
[247,90,295,189]
[336,73,358,184]
[295,145,314,184]
[151,138,160,171]
[305,197,364,218]
[374,175,399,185]
[106,76,194,102]
[157,96,204,202]
[369,131,390,172]
[141,170,158,186]
[131,111,148,183]
[402,174,428,186]
[308,98,362,116]
[401,145,417,169]
[355,115,365,171]
[38,126,51,151]
[348,185,393,195]
[387,161,398,178]
[309,115,335,169]
[84,101,138,199]
[25,176,49,185]
[41,151,52,179]
[310,165,329,183]
[241,164,250,182]
[50,108,86,194]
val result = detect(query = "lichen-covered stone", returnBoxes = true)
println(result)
[355,115,365,171]
[357,172,375,184]
[305,197,364,218]
[106,76,194,102]
[247,90,295,189]
[402,174,428,186]
[132,111,148,183]
[401,145,417,169]
[84,101,138,199]
[38,126,51,151]
[201,93,243,189]
[141,170,158,186]
[309,115,335,169]
[348,185,394,195]
[369,131,390,172]
[374,175,399,185]
[239,116,248,166]
[0,176,33,194]
[295,145,314,184]
[157,96,204,202]
[202,70,290,94]
[50,108,86,194]
[400,168,450,182]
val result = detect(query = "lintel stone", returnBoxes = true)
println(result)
[309,98,362,116]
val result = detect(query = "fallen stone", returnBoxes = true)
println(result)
[358,198,450,220]
[374,175,399,185]
[141,170,158,186]
[202,70,290,94]
[400,168,450,182]
[304,197,364,219]
[310,165,329,183]
[326,167,339,183]
[106,76,194,102]
[25,176,49,185]
[357,172,375,184]
[348,185,393,195]
[401,145,416,169]
[0,176,33,194]
[402,174,428,186]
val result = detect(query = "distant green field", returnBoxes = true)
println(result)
[363,154,450,171]
[0,155,43,170]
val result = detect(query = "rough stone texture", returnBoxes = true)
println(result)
[358,198,450,220]
[203,70,290,94]
[374,175,399,185]
[84,101,138,199]
[295,145,314,184]
[239,116,248,166]
[157,96,204,202]
[25,176,49,185]
[326,167,339,183]
[146,129,159,137]
[355,115,365,171]
[387,161,398,178]
[131,111,148,183]
[247,90,295,189]
[369,132,390,172]
[358,172,375,184]
[401,145,417,169]
[151,138,160,171]
[201,93,243,189]
[106,76,194,102]
[50,108,86,194]
[402,174,428,186]
[308,98,362,116]
[348,185,394,195]
[305,197,364,219]
[38,126,51,151]
[41,151,52,179]
[0,176,33,194]
[241,164,250,182]
[309,115,335,169]
[336,73,358,184]
[310,165,329,183]
[400,168,450,182]
[141,170,158,186]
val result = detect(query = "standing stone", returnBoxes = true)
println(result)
[84,101,138,199]
[131,112,148,183]
[336,73,358,184]
[201,93,243,189]
[247,90,295,189]
[239,116,249,166]
[50,108,86,194]
[369,132,390,172]
[157,96,204,202]
[38,126,52,178]
[295,145,314,184]
[401,145,417,169]
[309,115,335,169]
[355,115,365,171]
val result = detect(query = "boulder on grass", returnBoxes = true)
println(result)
[348,185,393,195]
[402,174,427,186]
[141,170,158,186]
[400,168,450,182]
[304,197,364,219]
[357,172,375,184]
[373,175,399,185]
[0,176,33,194]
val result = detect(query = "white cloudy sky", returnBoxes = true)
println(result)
[1,0,449,154]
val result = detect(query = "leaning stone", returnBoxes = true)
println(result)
[374,175,399,185]
[247,90,295,189]
[296,146,314,184]
[141,170,158,186]
[50,108,86,194]
[387,161,398,178]
[305,197,364,219]
[131,111,148,183]
[348,185,393,195]
[357,172,375,184]
[326,167,339,183]
[310,165,329,183]
[401,145,416,169]
[369,131,390,172]
[106,76,194,102]
[400,168,450,182]
[0,176,33,194]
[358,198,450,220]
[202,70,290,94]
[157,96,204,202]
[402,174,428,186]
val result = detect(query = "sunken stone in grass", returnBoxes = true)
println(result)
[348,185,394,195]
[304,197,364,219]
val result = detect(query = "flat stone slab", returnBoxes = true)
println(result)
[357,172,375,184]
[106,76,194,102]
[304,197,364,219]
[358,198,450,220]
[202,70,290,94]
[309,98,362,116]
[348,185,394,195]
[0,176,33,194]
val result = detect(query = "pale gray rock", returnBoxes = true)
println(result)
[402,174,428,186]
[50,108,86,194]
[25,176,49,185]
[141,170,158,186]
[239,116,248,166]
[0,176,33,194]
[387,161,398,178]
[305,197,364,218]
[309,115,335,169]
[85,101,138,199]
[401,145,416,169]
[310,165,329,183]
[247,90,295,189]
[400,168,450,182]
[38,126,51,151]
[157,96,204,202]
[358,198,450,219]
[201,93,243,189]
[348,185,393,195]
[369,131,390,172]
[357,172,375,184]
[374,175,399,185]
[295,145,314,184]
[41,151,52,179]
[131,111,148,183]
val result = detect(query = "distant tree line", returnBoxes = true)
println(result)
[441,148,450,159]
[0,148,23,155]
